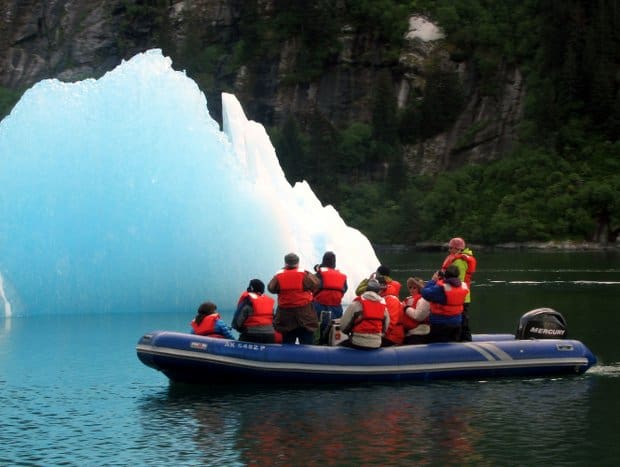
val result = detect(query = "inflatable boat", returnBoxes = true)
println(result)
[136,309,596,385]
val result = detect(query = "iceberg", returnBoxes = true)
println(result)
[0,49,380,317]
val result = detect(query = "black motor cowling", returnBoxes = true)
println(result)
[515,307,567,339]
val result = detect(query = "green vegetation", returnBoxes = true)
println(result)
[0,86,22,121]
[1,0,618,244]
[268,0,620,244]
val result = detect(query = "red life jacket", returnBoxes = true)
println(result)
[352,296,386,335]
[429,280,469,317]
[388,280,402,297]
[441,253,477,286]
[275,268,313,307]
[191,313,226,337]
[237,291,275,327]
[383,294,405,345]
[401,293,429,331]
[313,267,347,306]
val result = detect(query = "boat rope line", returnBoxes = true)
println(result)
[136,344,590,375]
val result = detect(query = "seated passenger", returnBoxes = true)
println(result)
[340,279,390,349]
[191,301,235,339]
[421,265,468,343]
[232,279,280,344]
[402,277,431,345]
[379,277,405,347]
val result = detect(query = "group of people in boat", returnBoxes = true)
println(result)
[190,237,476,349]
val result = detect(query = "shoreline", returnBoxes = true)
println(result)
[375,240,620,253]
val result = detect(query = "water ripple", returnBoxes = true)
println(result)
[588,363,620,377]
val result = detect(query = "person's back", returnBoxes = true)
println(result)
[313,266,347,307]
[422,265,468,343]
[191,302,235,339]
[313,251,348,344]
[340,279,389,349]
[233,279,278,343]
[272,267,313,307]
[268,253,319,344]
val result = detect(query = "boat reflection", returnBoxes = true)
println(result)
[138,377,593,465]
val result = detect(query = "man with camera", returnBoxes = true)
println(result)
[421,265,469,343]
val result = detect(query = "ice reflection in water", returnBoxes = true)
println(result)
[2,250,619,465]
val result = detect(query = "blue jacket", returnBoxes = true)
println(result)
[191,316,235,339]
[421,279,463,326]
[213,318,235,339]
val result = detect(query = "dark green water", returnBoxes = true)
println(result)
[1,250,619,466]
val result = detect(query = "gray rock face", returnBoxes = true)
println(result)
[0,0,127,87]
[0,2,524,174]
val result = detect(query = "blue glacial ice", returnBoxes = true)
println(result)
[0,49,380,317]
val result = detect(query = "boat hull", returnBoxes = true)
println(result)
[136,331,597,384]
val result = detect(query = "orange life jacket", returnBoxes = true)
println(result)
[388,279,402,297]
[191,313,226,337]
[429,280,469,317]
[314,267,347,306]
[383,294,405,345]
[237,291,275,327]
[441,253,477,286]
[352,296,386,335]
[401,293,429,331]
[275,268,313,307]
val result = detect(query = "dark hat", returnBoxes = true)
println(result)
[375,274,387,286]
[444,264,460,279]
[366,278,382,293]
[377,265,391,276]
[284,252,299,267]
[247,278,265,294]
[321,251,336,268]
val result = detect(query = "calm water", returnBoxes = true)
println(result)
[2,250,620,466]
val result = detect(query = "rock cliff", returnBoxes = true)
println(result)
[0,0,524,175]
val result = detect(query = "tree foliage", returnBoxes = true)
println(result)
[332,0,620,245]
[2,0,618,244]
[0,86,22,121]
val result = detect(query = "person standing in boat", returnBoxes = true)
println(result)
[232,278,280,344]
[268,252,320,345]
[312,251,348,344]
[440,237,476,341]
[421,265,469,343]
[191,301,235,339]
[401,277,431,345]
[339,278,390,349]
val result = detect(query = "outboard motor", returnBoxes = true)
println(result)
[515,307,567,339]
